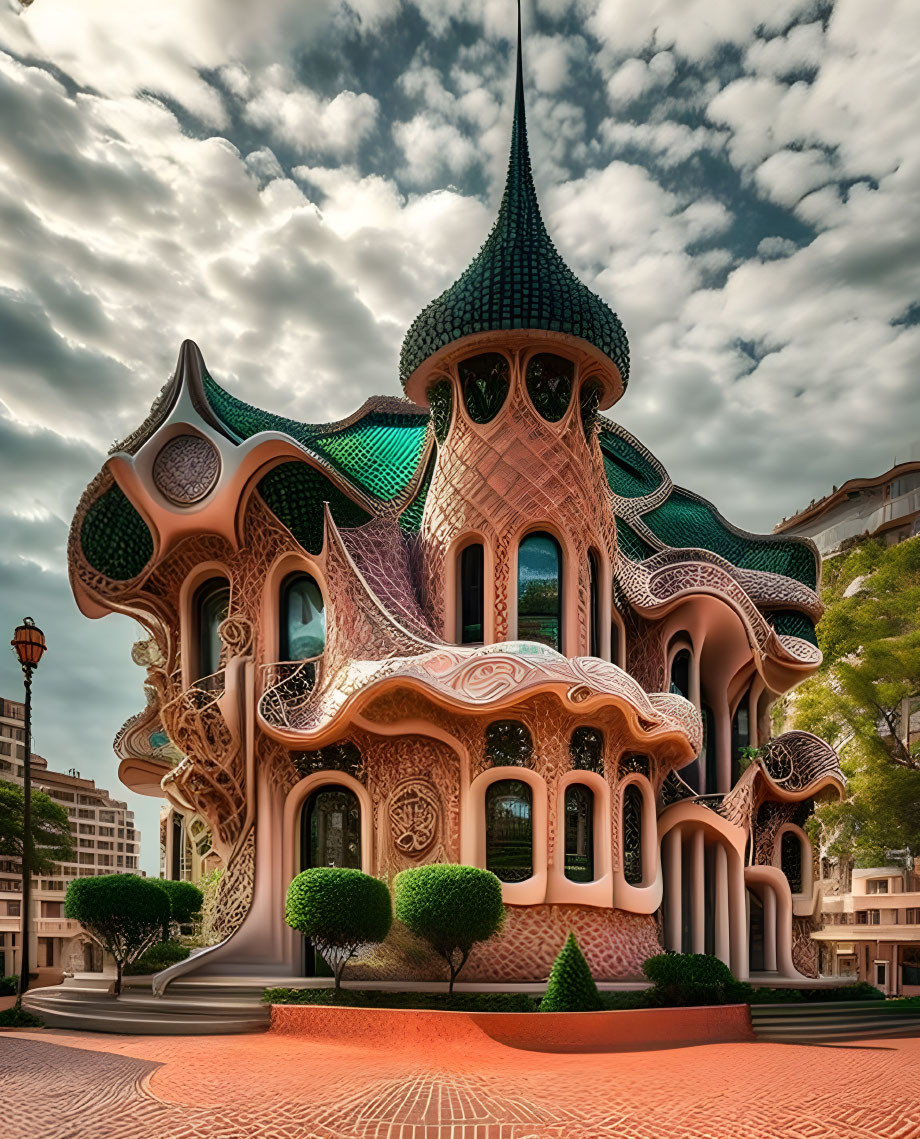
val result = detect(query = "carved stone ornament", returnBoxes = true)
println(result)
[388,779,440,857]
[152,433,220,505]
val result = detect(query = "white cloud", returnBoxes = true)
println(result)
[755,147,836,208]
[605,51,674,106]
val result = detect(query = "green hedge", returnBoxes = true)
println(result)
[749,981,885,1004]
[156,880,204,927]
[124,939,191,976]
[263,987,537,1012]
[0,1006,43,1029]
[642,952,752,1007]
[0,975,17,997]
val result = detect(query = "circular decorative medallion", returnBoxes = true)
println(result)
[153,434,220,505]
[389,779,440,857]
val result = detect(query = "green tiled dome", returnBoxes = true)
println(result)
[81,483,154,581]
[399,15,629,387]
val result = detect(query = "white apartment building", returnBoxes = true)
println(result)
[0,695,141,983]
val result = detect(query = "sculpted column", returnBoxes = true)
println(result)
[664,827,683,952]
[690,828,705,954]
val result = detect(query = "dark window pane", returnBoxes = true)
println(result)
[459,353,509,424]
[486,779,533,883]
[702,704,717,793]
[460,544,484,644]
[731,699,751,786]
[302,787,361,870]
[526,353,574,422]
[564,783,594,882]
[194,577,230,679]
[623,784,643,885]
[570,726,604,774]
[281,573,325,661]
[781,831,802,893]
[518,531,562,651]
[588,550,600,657]
[485,720,533,767]
[670,649,690,699]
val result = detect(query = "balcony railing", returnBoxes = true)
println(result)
[258,659,322,731]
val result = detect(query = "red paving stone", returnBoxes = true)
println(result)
[2,1026,920,1138]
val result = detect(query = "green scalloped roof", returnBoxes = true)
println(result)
[258,462,372,554]
[615,516,657,562]
[399,13,628,386]
[643,489,818,589]
[599,426,663,499]
[766,609,819,647]
[81,484,154,581]
[399,452,435,536]
[203,376,428,504]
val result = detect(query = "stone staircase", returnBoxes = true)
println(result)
[751,1001,920,1044]
[22,976,270,1035]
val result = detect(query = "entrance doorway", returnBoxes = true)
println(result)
[300,785,361,976]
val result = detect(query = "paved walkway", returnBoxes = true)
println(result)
[1,1026,919,1138]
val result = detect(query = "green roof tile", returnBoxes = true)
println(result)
[399,10,628,386]
[600,427,663,498]
[615,517,656,562]
[81,483,154,581]
[258,462,372,554]
[766,609,819,647]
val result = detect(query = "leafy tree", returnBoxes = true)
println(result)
[786,536,920,864]
[285,868,392,989]
[0,779,74,875]
[540,932,602,1012]
[394,864,505,993]
[156,879,203,940]
[65,874,170,995]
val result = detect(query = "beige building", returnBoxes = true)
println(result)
[0,696,141,983]
[814,865,920,996]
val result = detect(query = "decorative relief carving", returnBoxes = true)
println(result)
[388,779,440,857]
[152,433,221,505]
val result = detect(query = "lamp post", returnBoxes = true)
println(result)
[10,617,47,1006]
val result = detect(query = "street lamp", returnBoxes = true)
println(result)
[10,617,47,1007]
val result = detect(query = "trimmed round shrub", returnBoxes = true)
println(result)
[155,879,204,939]
[124,939,191,976]
[394,864,505,992]
[285,868,392,988]
[642,952,751,1007]
[65,874,170,995]
[540,932,603,1012]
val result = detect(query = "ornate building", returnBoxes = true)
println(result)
[67,13,843,989]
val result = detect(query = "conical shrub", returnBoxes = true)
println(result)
[539,932,603,1012]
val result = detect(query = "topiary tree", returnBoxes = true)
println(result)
[394,864,505,993]
[155,879,204,941]
[65,874,171,995]
[641,952,751,1006]
[285,868,392,989]
[539,932,603,1012]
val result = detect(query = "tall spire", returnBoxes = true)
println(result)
[399,1,629,389]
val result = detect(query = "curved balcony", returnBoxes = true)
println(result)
[258,658,323,731]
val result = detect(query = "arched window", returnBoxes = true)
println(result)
[670,648,690,699]
[622,783,644,885]
[525,353,574,422]
[459,353,509,424]
[459,543,484,644]
[280,573,326,661]
[731,698,751,785]
[485,779,533,882]
[193,576,230,680]
[570,726,604,774]
[588,549,601,658]
[781,831,803,893]
[564,783,594,882]
[301,785,361,870]
[485,720,533,767]
[517,531,563,651]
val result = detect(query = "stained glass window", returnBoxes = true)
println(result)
[517,531,563,651]
[564,783,594,882]
[302,786,361,870]
[622,783,643,885]
[194,577,229,680]
[485,720,533,767]
[459,353,509,424]
[460,544,484,644]
[781,831,802,893]
[525,353,573,422]
[486,779,533,883]
[570,726,604,774]
[280,573,326,661]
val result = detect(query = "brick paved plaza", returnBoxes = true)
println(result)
[1,1027,919,1138]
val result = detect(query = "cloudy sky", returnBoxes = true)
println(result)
[1,0,918,873]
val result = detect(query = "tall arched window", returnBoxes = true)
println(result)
[570,726,604,774]
[525,353,574,422]
[588,549,601,658]
[622,783,644,885]
[781,831,803,893]
[459,353,509,423]
[193,576,230,680]
[280,573,326,661]
[731,698,751,786]
[459,543,484,644]
[485,779,533,882]
[670,647,690,698]
[564,783,594,882]
[517,532,563,651]
[301,786,361,870]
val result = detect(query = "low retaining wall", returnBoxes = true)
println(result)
[270,1003,754,1053]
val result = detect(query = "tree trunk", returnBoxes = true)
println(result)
[115,960,123,997]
